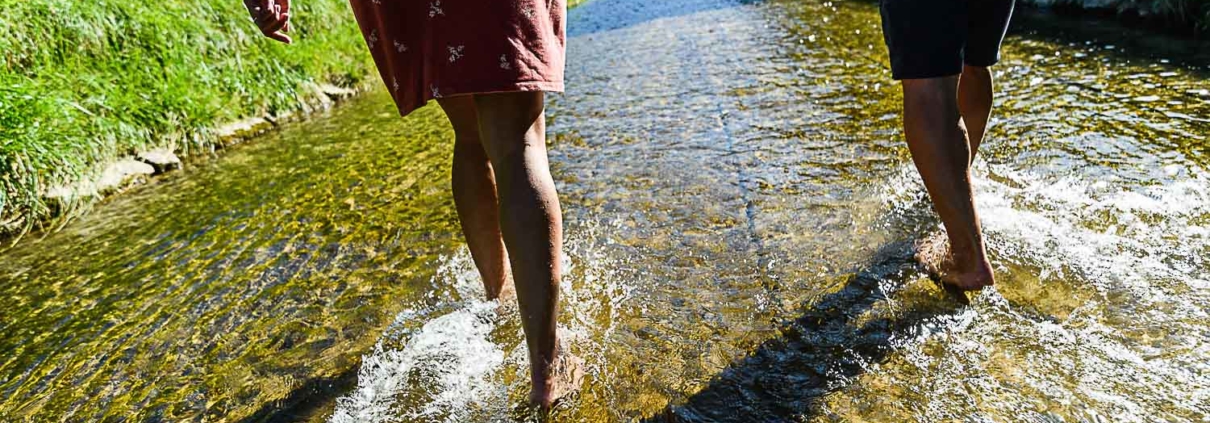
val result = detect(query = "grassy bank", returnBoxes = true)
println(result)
[0,0,374,237]
[1025,0,1210,34]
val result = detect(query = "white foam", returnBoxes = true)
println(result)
[977,164,1210,294]
[328,224,630,422]
[875,163,1210,420]
[884,162,1210,294]
[328,253,511,423]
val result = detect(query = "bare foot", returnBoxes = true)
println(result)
[489,276,518,315]
[528,338,584,409]
[915,231,995,296]
[496,276,517,303]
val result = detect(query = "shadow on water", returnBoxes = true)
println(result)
[568,0,760,37]
[641,240,964,422]
[239,369,360,423]
[3,0,1207,419]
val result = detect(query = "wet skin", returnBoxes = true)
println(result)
[901,65,997,291]
[4,0,1210,420]
[439,92,580,409]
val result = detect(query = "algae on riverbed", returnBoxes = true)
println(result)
[0,91,462,420]
[2,0,1209,421]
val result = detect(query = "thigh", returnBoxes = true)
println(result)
[880,0,967,80]
[472,92,546,163]
[964,0,1015,67]
[437,95,481,140]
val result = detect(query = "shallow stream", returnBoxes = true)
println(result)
[2,0,1208,421]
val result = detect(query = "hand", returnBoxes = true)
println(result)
[244,0,292,44]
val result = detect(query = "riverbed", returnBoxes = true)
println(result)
[2,0,1208,421]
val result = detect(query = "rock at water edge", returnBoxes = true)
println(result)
[96,159,156,194]
[137,149,182,174]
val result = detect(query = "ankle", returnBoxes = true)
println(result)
[946,240,988,268]
[529,347,560,381]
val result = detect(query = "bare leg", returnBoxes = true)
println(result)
[473,91,579,408]
[957,65,994,163]
[902,77,994,291]
[438,96,513,300]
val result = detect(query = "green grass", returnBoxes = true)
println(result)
[0,0,374,237]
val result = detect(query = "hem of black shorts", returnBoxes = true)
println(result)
[962,58,1001,68]
[890,70,963,81]
[891,59,1002,80]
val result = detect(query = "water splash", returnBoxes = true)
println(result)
[328,253,512,423]
[858,163,1210,422]
[329,222,634,422]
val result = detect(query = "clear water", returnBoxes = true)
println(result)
[2,0,1209,421]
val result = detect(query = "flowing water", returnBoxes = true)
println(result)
[2,0,1209,421]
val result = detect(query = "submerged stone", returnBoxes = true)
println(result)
[137,149,182,174]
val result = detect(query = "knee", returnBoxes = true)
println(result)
[454,131,482,149]
[475,92,544,122]
[453,134,489,163]
[962,65,991,80]
[903,78,951,104]
[902,78,960,117]
[474,92,546,162]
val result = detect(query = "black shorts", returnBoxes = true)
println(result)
[879,0,1015,80]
